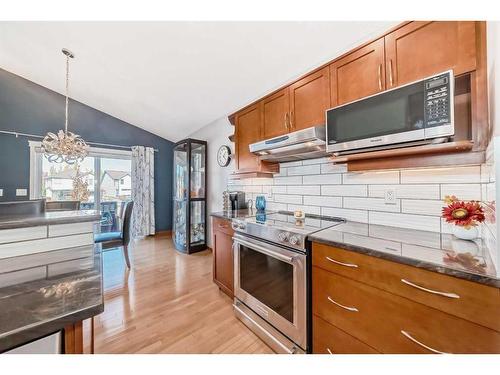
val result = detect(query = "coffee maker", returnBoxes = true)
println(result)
[229,191,247,211]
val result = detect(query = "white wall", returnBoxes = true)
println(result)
[188,117,235,246]
[484,21,500,272]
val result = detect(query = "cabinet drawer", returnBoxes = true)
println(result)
[313,267,500,353]
[212,217,234,236]
[313,315,378,354]
[312,242,500,331]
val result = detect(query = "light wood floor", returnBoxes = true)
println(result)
[93,235,273,354]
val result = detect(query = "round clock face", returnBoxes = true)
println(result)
[217,145,231,167]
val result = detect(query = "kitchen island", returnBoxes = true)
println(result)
[0,209,103,353]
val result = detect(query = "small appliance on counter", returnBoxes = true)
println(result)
[229,191,247,211]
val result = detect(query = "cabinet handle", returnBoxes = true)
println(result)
[326,256,358,268]
[327,296,359,312]
[289,111,294,130]
[400,330,449,354]
[378,64,382,90]
[389,59,394,87]
[401,279,460,299]
[326,348,333,354]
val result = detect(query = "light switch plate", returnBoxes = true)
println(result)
[384,189,397,204]
[16,188,28,196]
[0,189,3,197]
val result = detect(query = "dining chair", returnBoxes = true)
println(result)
[94,201,134,268]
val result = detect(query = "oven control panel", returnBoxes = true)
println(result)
[232,220,247,232]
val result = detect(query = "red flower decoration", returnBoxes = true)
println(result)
[442,196,485,228]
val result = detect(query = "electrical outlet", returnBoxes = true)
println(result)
[266,190,273,199]
[384,188,397,204]
[16,188,27,197]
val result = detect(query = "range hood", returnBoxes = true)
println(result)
[249,126,327,162]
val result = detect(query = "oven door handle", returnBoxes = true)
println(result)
[233,237,298,264]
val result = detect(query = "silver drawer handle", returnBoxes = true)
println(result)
[326,256,358,268]
[327,296,359,312]
[400,330,450,354]
[401,279,460,299]
[326,348,333,354]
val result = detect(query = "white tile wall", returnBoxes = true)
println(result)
[228,157,493,235]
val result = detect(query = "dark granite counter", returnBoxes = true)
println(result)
[0,210,101,230]
[210,209,262,221]
[0,244,104,352]
[309,221,499,288]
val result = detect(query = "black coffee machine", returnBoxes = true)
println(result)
[229,191,247,211]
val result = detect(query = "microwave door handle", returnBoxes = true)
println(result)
[233,237,297,263]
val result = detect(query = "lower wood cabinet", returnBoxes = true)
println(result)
[313,315,378,354]
[212,217,234,297]
[312,243,500,354]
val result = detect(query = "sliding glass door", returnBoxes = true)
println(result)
[31,142,132,233]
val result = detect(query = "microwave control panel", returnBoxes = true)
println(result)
[424,72,452,128]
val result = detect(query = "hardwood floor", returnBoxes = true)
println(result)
[93,235,273,354]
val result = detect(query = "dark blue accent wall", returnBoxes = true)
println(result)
[0,68,174,231]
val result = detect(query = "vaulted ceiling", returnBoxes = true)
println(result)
[0,21,398,142]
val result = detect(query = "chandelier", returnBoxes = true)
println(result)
[42,48,88,164]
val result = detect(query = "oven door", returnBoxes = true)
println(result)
[233,233,307,349]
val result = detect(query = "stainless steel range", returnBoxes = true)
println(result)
[231,211,344,354]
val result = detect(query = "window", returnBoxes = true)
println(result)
[30,141,132,233]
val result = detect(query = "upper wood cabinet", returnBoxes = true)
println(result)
[385,21,477,88]
[289,67,330,131]
[234,103,262,172]
[330,38,386,106]
[262,88,290,139]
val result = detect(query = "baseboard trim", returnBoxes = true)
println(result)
[155,230,172,237]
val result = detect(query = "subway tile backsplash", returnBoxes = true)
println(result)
[228,157,491,234]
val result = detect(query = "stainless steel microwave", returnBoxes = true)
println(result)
[326,70,454,154]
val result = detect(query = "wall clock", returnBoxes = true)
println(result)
[217,145,232,167]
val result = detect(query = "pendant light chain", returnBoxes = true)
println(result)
[65,53,69,134]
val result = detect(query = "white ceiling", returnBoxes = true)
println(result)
[0,21,399,142]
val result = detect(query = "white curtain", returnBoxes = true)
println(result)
[131,146,155,237]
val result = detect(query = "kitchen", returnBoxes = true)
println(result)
[0,2,499,369]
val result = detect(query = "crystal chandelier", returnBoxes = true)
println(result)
[42,48,88,164]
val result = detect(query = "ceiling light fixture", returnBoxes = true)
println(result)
[42,48,88,164]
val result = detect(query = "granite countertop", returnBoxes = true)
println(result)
[0,244,104,352]
[210,209,261,220]
[309,221,500,288]
[0,210,101,230]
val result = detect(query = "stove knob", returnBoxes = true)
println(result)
[231,222,239,230]
[278,232,289,242]
[289,235,300,246]
[238,222,246,230]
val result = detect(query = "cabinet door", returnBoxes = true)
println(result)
[213,230,234,297]
[289,67,330,131]
[385,21,476,88]
[330,38,385,106]
[262,88,290,139]
[235,103,262,172]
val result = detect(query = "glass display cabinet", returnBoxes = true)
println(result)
[172,138,207,253]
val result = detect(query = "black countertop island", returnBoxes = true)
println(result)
[0,207,103,352]
[0,244,103,352]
